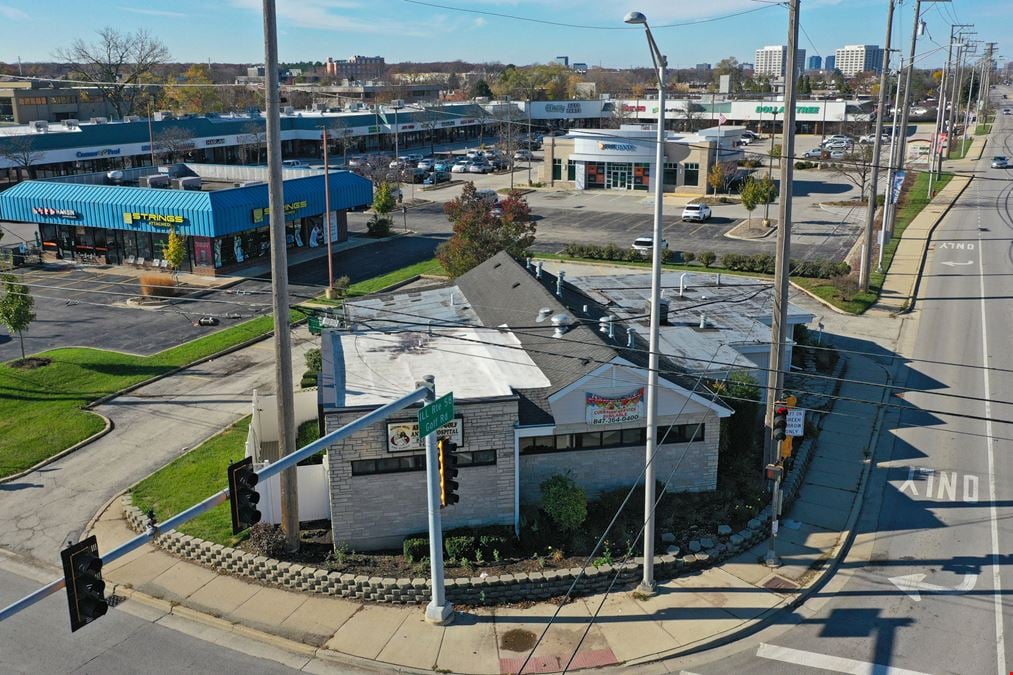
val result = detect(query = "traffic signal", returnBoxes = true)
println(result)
[437,439,460,508]
[61,535,108,632]
[772,403,789,442]
[228,456,261,534]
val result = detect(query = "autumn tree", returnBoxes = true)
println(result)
[0,273,35,362]
[54,27,170,118]
[162,226,186,275]
[437,183,536,277]
[708,163,725,196]
[164,64,223,114]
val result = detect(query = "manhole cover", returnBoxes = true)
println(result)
[500,628,537,652]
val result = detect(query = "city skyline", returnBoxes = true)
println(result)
[0,0,1007,71]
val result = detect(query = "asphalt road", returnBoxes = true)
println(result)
[0,559,305,674]
[664,91,1013,675]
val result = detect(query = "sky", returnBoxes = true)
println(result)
[0,0,1008,71]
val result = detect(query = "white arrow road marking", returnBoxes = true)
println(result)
[756,643,931,675]
[889,573,978,601]
[940,260,974,267]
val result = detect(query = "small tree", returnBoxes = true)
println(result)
[833,144,875,201]
[539,474,587,532]
[769,143,782,167]
[437,183,536,277]
[0,135,44,181]
[0,273,36,362]
[740,177,761,226]
[699,251,717,268]
[707,163,725,196]
[370,181,396,236]
[162,226,186,275]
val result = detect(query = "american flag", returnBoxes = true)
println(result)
[718,114,728,126]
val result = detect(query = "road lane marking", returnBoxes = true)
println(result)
[977,204,1006,675]
[756,643,930,675]
[898,467,979,502]
[889,572,978,601]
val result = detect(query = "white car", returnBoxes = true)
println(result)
[450,160,470,173]
[416,158,436,171]
[513,149,533,161]
[828,149,847,160]
[632,236,669,256]
[681,203,712,222]
[467,161,492,174]
[281,159,309,168]
[992,156,1009,169]
[801,148,824,159]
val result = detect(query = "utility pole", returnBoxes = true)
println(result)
[895,0,925,173]
[321,126,335,296]
[763,0,800,568]
[859,0,895,292]
[262,0,299,552]
[947,32,975,160]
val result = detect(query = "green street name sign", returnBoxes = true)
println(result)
[418,392,454,438]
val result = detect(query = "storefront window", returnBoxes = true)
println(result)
[552,158,562,181]
[151,232,169,261]
[123,231,139,261]
[285,221,306,249]
[663,162,679,186]
[136,232,153,260]
[566,160,576,181]
[585,162,605,189]
[683,162,700,186]
[633,163,650,191]
[521,424,703,455]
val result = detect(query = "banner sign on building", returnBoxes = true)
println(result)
[585,388,645,426]
[32,206,78,219]
[387,418,463,452]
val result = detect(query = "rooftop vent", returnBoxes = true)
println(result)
[63,119,80,129]
[123,115,140,123]
[551,313,574,339]
[31,120,49,133]
[536,307,553,323]
[89,117,108,125]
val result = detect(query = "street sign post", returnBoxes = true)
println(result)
[786,408,805,437]
[419,392,454,437]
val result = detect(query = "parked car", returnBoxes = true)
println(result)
[281,159,310,168]
[403,167,428,183]
[433,160,455,172]
[822,134,852,147]
[741,130,761,141]
[859,134,890,144]
[1003,109,1011,115]
[465,149,483,160]
[828,149,847,160]
[802,148,824,159]
[416,158,436,171]
[467,161,493,174]
[488,157,509,171]
[514,149,533,161]
[992,156,1009,169]
[681,203,712,222]
[824,139,853,150]
[423,170,450,185]
[475,189,499,206]
[450,160,470,173]
[631,236,669,256]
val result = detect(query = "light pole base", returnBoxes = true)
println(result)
[325,287,336,300]
[764,549,781,568]
[425,600,455,625]
[634,580,657,598]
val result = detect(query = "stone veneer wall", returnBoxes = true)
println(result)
[325,398,518,550]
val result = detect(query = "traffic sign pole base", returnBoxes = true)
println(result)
[764,549,782,568]
[425,600,455,625]
[634,580,657,598]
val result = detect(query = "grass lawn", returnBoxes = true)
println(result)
[0,311,305,479]
[949,138,973,159]
[792,171,953,314]
[131,417,249,545]
[345,258,446,297]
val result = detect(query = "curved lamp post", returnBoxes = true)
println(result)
[624,9,666,596]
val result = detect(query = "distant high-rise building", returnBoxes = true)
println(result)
[572,63,588,74]
[808,55,823,71]
[754,45,806,78]
[325,55,385,81]
[825,55,836,72]
[555,56,569,67]
[834,45,885,76]
[696,63,712,71]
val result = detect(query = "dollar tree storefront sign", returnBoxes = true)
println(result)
[755,105,821,115]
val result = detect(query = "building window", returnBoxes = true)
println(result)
[663,162,679,185]
[552,158,562,181]
[633,162,650,191]
[351,449,496,475]
[683,162,700,186]
[566,160,576,181]
[521,424,703,455]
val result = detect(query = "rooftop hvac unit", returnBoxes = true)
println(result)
[282,106,295,115]
[153,110,174,121]
[106,170,124,184]
[63,118,80,129]
[390,99,405,108]
[123,115,140,123]
[89,117,108,124]
[178,176,202,190]
[146,174,171,188]
[31,120,49,132]
[238,180,264,187]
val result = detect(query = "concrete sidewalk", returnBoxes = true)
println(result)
[87,346,891,674]
[872,134,985,315]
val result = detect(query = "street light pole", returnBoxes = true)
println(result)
[320,126,334,295]
[625,9,666,596]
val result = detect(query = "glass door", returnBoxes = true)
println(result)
[605,163,632,190]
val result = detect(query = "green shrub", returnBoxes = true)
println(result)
[794,161,817,170]
[403,536,429,564]
[698,251,717,268]
[367,216,391,237]
[299,372,318,388]
[304,348,322,373]
[681,251,695,264]
[540,474,587,532]
[445,535,476,561]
